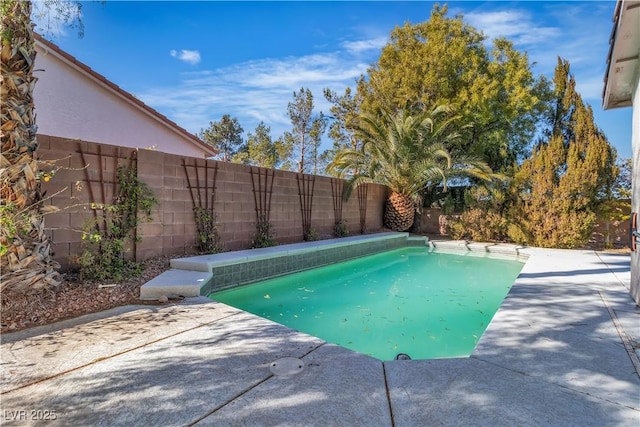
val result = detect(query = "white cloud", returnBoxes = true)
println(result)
[341,36,388,54]
[139,48,370,141]
[170,49,201,65]
[464,10,561,46]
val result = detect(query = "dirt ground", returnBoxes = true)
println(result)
[0,257,172,334]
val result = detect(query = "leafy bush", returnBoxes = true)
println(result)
[194,206,223,254]
[333,220,349,238]
[304,227,320,242]
[251,218,277,248]
[72,165,156,281]
[506,223,529,245]
[448,208,508,242]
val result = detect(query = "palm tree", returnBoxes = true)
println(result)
[0,0,60,292]
[328,107,493,231]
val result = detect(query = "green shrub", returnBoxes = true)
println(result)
[506,223,529,245]
[333,220,349,238]
[194,207,223,253]
[448,208,508,242]
[72,165,156,281]
[304,227,320,242]
[251,218,277,248]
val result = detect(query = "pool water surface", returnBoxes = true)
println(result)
[210,247,524,361]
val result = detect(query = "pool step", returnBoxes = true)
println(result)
[428,240,529,260]
[139,269,213,300]
[407,236,429,246]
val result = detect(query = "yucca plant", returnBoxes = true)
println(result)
[328,106,493,231]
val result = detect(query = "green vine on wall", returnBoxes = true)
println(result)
[73,165,157,281]
[333,220,349,238]
[194,206,223,253]
[251,214,277,248]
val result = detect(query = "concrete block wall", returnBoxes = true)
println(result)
[38,136,388,268]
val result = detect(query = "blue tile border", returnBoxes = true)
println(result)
[208,233,417,292]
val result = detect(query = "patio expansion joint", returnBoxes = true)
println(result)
[470,355,640,411]
[0,310,244,396]
[595,251,631,291]
[598,290,640,378]
[381,362,397,427]
[187,342,328,426]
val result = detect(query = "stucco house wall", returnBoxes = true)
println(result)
[603,0,640,305]
[33,35,214,158]
[631,77,640,305]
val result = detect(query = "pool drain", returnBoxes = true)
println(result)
[395,353,412,360]
[270,357,305,377]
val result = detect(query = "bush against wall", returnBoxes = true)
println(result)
[448,186,512,242]
[72,165,157,280]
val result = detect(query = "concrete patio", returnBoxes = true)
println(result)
[1,244,639,426]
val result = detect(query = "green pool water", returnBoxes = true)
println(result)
[209,247,524,361]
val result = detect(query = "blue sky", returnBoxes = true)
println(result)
[33,0,633,159]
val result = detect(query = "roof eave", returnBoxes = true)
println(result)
[602,0,640,110]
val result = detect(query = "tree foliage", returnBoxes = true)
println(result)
[512,58,617,248]
[280,87,327,173]
[233,122,283,169]
[356,4,546,172]
[198,114,244,162]
[612,158,632,200]
[322,86,363,176]
[31,0,85,38]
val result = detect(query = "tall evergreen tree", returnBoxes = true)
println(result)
[198,114,244,162]
[512,58,617,248]
[233,122,281,169]
[323,86,363,176]
[280,87,326,173]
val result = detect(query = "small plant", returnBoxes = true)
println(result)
[251,216,277,248]
[304,227,320,242]
[333,220,349,238]
[73,165,157,281]
[441,193,456,215]
[194,206,223,253]
[0,203,27,258]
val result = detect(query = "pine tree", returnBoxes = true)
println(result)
[280,88,326,173]
[357,4,546,172]
[198,114,244,162]
[233,122,281,169]
[512,58,617,248]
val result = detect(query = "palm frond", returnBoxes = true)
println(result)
[327,105,495,201]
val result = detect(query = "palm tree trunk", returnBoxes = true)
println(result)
[1,0,61,292]
[384,192,415,232]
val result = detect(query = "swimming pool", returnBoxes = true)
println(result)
[210,246,524,361]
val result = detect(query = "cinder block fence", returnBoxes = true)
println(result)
[38,135,388,269]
